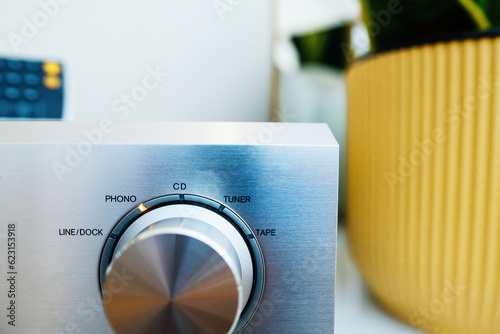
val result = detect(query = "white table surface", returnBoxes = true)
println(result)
[335,224,422,334]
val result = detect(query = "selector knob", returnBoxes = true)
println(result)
[100,197,263,334]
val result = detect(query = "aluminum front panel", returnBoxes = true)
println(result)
[0,122,338,333]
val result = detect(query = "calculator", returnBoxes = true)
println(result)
[0,57,64,119]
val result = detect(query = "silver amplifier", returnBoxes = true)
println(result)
[0,122,338,334]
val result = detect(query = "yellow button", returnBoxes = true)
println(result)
[42,62,61,75]
[43,75,61,90]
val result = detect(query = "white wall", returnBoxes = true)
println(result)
[0,0,272,121]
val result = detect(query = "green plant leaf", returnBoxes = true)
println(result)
[292,26,350,70]
[455,0,491,29]
[362,0,480,52]
[482,0,500,26]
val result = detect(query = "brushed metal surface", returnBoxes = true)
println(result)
[0,122,338,334]
[104,227,241,334]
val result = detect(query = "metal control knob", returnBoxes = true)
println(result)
[103,213,253,334]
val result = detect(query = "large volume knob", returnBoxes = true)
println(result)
[101,200,258,334]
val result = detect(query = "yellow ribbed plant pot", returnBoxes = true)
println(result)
[347,34,500,334]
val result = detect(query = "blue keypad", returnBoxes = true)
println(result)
[0,57,64,119]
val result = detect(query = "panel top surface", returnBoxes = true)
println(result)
[0,122,337,146]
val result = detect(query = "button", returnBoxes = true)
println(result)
[24,73,40,85]
[6,60,23,70]
[6,72,22,85]
[24,89,39,100]
[25,61,41,71]
[15,101,33,117]
[4,87,20,99]
[42,61,61,75]
[43,75,61,90]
